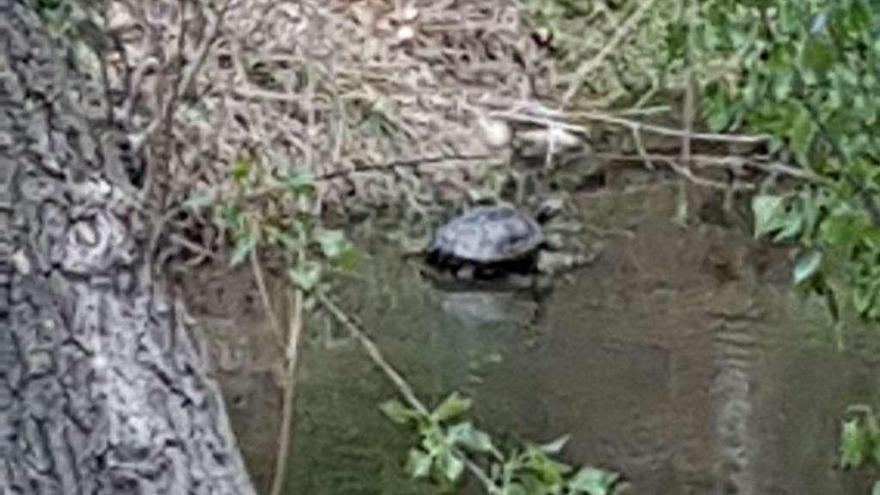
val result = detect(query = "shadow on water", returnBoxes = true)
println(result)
[282,184,880,495]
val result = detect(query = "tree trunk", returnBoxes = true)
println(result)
[0,1,256,493]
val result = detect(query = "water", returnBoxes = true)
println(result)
[282,184,880,494]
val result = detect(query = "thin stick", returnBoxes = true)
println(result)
[270,288,305,495]
[490,108,770,145]
[317,292,427,415]
[250,247,284,343]
[592,152,827,183]
[316,292,500,493]
[134,0,230,154]
[677,1,697,225]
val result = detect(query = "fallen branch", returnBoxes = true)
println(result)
[490,107,771,145]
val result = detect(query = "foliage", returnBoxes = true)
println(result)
[524,0,880,323]
[680,0,880,324]
[380,392,625,495]
[522,1,880,485]
[839,405,880,493]
[188,155,358,292]
[677,1,880,485]
[840,405,880,470]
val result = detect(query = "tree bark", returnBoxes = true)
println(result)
[0,1,256,493]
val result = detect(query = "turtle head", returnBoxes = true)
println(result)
[534,197,565,224]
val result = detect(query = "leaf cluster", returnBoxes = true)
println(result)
[380,393,623,495]
[188,155,358,293]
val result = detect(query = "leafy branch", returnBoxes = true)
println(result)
[380,393,624,495]
[319,293,625,495]
[189,154,359,495]
[196,154,358,293]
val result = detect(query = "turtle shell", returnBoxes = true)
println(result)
[429,206,543,263]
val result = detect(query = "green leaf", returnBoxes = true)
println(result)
[872,434,880,467]
[854,286,877,315]
[664,21,688,60]
[537,435,570,455]
[567,467,619,495]
[801,38,835,74]
[230,156,251,182]
[379,399,417,424]
[809,9,829,34]
[335,247,360,271]
[772,214,804,242]
[447,422,495,453]
[793,249,822,285]
[216,202,244,230]
[405,449,433,479]
[840,418,867,469]
[432,392,472,422]
[518,473,550,494]
[288,261,322,291]
[788,108,816,160]
[752,194,787,238]
[285,167,316,193]
[523,447,570,483]
[314,229,351,260]
[437,450,465,482]
[229,227,259,267]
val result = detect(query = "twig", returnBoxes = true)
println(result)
[490,108,770,145]
[134,0,230,154]
[678,2,697,224]
[316,292,501,494]
[270,288,305,495]
[655,157,752,191]
[169,233,223,261]
[250,246,284,344]
[317,292,427,415]
[592,152,828,183]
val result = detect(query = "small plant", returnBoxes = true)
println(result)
[190,154,358,292]
[188,154,361,495]
[840,405,880,469]
[380,392,625,495]
[838,405,880,493]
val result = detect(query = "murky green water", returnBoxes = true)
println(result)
[284,186,880,495]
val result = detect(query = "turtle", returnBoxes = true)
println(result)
[424,200,592,282]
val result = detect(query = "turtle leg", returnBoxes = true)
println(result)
[474,265,500,280]
[456,264,476,280]
[509,170,527,205]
